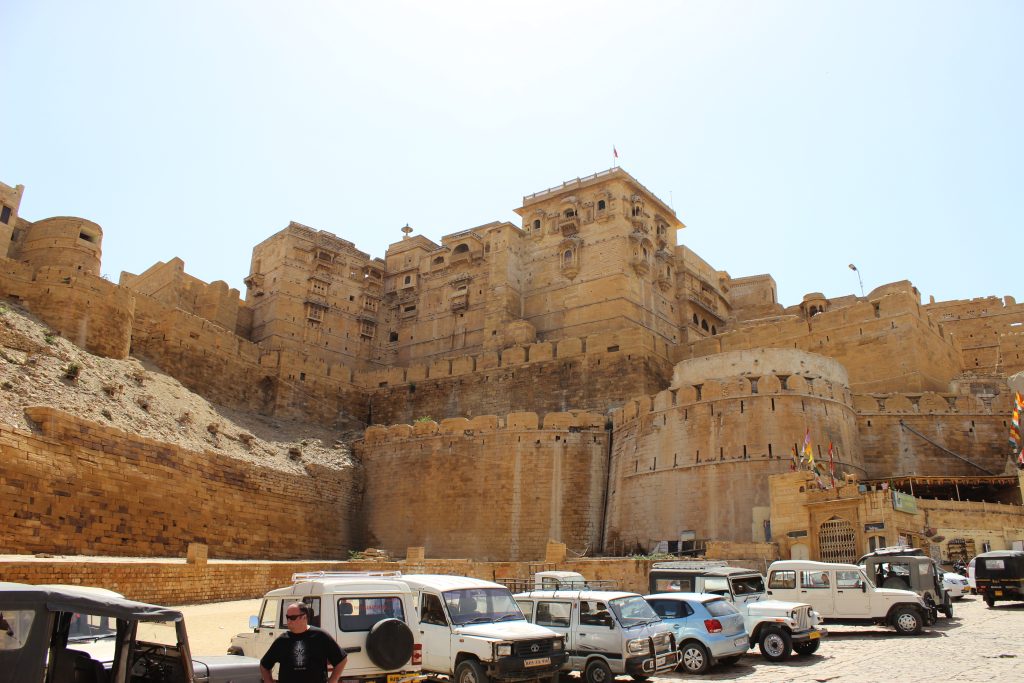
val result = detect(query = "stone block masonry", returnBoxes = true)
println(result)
[0,408,358,559]
[356,412,609,561]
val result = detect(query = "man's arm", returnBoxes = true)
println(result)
[327,654,347,683]
[260,664,276,683]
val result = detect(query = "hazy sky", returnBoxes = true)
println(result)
[2,1,1020,307]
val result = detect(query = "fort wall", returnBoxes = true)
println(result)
[11,216,102,277]
[854,390,1014,478]
[121,257,244,334]
[0,408,358,559]
[925,295,1024,375]
[0,263,134,359]
[606,350,863,550]
[689,290,962,392]
[360,328,673,423]
[355,412,609,561]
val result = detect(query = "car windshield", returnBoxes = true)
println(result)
[730,575,765,595]
[443,588,525,626]
[67,613,117,642]
[609,596,660,627]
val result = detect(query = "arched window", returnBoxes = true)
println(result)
[692,314,699,325]
[564,208,575,218]
[632,205,641,217]
[404,275,411,285]
[597,199,606,211]
[711,325,717,335]
[642,247,649,260]
[533,219,541,231]
[701,319,709,331]
[453,244,469,254]
[563,250,573,265]
[433,256,444,265]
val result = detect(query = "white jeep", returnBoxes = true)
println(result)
[765,560,937,635]
[648,561,825,661]
[230,571,566,683]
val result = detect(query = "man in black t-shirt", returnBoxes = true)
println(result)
[260,602,347,683]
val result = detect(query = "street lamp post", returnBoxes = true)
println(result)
[848,264,864,297]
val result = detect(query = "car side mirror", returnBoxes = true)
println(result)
[249,615,260,629]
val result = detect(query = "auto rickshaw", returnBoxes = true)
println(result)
[974,550,1024,607]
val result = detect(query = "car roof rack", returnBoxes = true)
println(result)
[651,561,730,570]
[291,570,404,583]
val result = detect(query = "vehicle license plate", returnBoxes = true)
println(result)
[994,590,1003,596]
[809,631,821,640]
[656,655,667,666]
[734,637,748,648]
[524,657,551,668]
[387,675,411,683]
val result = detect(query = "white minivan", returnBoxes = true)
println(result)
[513,590,680,683]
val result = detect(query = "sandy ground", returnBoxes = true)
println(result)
[173,599,264,655]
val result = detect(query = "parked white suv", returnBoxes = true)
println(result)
[766,561,936,635]
[230,572,566,683]
[513,590,680,683]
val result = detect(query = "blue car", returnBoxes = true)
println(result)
[644,593,749,674]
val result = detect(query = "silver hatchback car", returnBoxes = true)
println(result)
[645,593,749,674]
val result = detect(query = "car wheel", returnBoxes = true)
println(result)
[584,659,612,683]
[366,618,415,669]
[456,659,489,683]
[892,606,923,635]
[678,641,711,675]
[757,626,792,662]
[718,655,742,666]
[630,676,649,682]
[793,639,820,656]
[941,596,953,619]
[984,593,995,608]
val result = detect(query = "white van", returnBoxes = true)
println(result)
[230,572,566,683]
[765,561,935,635]
[513,590,680,683]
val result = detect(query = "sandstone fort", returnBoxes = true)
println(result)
[1,168,1022,597]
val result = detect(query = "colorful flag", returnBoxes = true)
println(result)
[613,146,619,158]
[803,429,814,467]
[1012,392,1023,452]
[790,445,799,471]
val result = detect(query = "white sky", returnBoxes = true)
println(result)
[2,1,1020,306]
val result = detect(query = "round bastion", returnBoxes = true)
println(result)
[606,348,863,552]
[16,216,103,276]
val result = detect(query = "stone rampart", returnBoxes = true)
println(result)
[690,291,961,392]
[361,328,673,423]
[606,349,863,551]
[355,412,609,561]
[854,390,1014,478]
[0,408,358,559]
[0,265,134,359]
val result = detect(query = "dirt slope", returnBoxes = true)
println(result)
[0,301,354,473]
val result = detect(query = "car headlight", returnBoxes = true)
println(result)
[553,638,565,652]
[496,644,512,657]
[626,638,650,655]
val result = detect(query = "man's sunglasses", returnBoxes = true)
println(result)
[286,613,306,621]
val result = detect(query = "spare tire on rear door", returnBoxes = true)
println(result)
[366,618,415,670]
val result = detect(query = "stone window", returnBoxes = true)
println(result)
[453,244,469,254]
[597,199,606,211]
[0,206,10,224]
[533,219,541,231]
[404,275,411,285]
[433,256,444,265]
[389,331,398,342]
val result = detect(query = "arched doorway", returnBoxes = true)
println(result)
[818,517,857,563]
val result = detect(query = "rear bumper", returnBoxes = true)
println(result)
[705,633,752,659]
